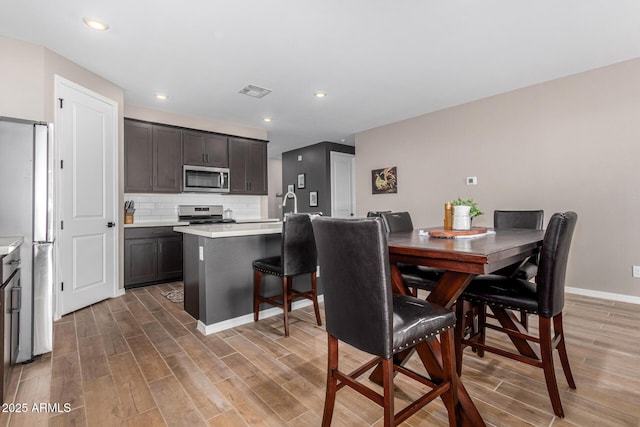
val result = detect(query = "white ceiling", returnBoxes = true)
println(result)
[3,1,640,157]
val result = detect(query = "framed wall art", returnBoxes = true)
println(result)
[297,173,306,189]
[309,191,318,207]
[371,166,397,194]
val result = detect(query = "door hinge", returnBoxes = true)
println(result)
[61,282,64,291]
[60,220,64,230]
[58,98,64,109]
[60,159,64,169]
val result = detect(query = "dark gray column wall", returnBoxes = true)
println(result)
[282,142,355,216]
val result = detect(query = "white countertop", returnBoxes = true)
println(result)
[174,222,283,238]
[0,236,24,256]
[124,221,189,228]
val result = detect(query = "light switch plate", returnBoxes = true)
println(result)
[466,176,477,185]
[633,265,640,278]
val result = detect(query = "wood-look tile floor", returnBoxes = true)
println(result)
[1,283,638,427]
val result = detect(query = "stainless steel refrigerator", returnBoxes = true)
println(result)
[0,117,54,362]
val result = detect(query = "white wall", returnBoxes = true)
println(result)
[0,36,45,121]
[355,57,640,301]
[268,158,283,219]
[124,104,267,141]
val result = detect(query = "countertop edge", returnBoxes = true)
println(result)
[0,236,24,256]
[173,223,283,238]
[124,221,189,228]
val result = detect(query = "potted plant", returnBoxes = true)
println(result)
[451,197,483,230]
[451,197,483,218]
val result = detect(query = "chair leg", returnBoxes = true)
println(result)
[520,310,528,330]
[382,357,394,427]
[321,334,339,427]
[311,272,322,326]
[539,316,565,418]
[282,276,292,337]
[454,301,466,376]
[554,313,576,389]
[476,303,486,357]
[253,270,262,322]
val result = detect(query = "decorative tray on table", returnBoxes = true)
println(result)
[424,227,489,238]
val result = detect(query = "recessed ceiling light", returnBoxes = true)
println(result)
[83,17,109,31]
[154,93,168,100]
[263,117,272,123]
[314,91,327,98]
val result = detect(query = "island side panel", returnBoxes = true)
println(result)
[201,233,281,325]
[182,234,200,319]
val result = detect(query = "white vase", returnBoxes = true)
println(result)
[453,205,471,230]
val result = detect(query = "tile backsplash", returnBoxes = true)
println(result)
[124,193,264,222]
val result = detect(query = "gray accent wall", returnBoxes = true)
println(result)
[282,142,355,216]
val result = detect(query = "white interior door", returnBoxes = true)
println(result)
[56,76,118,315]
[330,152,355,218]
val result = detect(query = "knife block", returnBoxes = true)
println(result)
[124,214,134,224]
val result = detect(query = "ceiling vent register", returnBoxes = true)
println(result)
[238,84,272,98]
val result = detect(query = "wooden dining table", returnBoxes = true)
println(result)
[371,227,545,427]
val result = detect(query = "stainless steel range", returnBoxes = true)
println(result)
[178,205,235,224]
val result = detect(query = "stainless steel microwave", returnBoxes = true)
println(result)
[183,165,230,193]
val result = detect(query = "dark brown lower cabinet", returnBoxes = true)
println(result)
[124,227,183,289]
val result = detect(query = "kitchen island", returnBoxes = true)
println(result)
[174,222,286,334]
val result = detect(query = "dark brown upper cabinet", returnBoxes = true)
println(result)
[125,119,183,193]
[229,137,267,195]
[124,120,153,192]
[183,130,229,168]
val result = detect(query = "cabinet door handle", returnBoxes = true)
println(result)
[205,153,210,163]
[202,153,206,163]
[12,286,21,312]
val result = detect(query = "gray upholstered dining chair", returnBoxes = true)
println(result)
[379,212,442,296]
[252,213,322,337]
[455,211,578,418]
[312,216,459,426]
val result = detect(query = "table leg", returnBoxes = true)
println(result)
[490,307,539,359]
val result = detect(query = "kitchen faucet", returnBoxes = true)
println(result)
[282,191,298,214]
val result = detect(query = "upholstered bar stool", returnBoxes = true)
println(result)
[456,211,578,418]
[494,210,544,281]
[380,212,443,296]
[312,217,459,427]
[467,210,545,334]
[252,213,321,337]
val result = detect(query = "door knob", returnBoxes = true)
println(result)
[107,222,116,228]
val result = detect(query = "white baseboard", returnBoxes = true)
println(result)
[566,286,640,305]
[197,295,325,335]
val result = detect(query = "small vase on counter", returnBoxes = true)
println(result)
[452,205,471,230]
